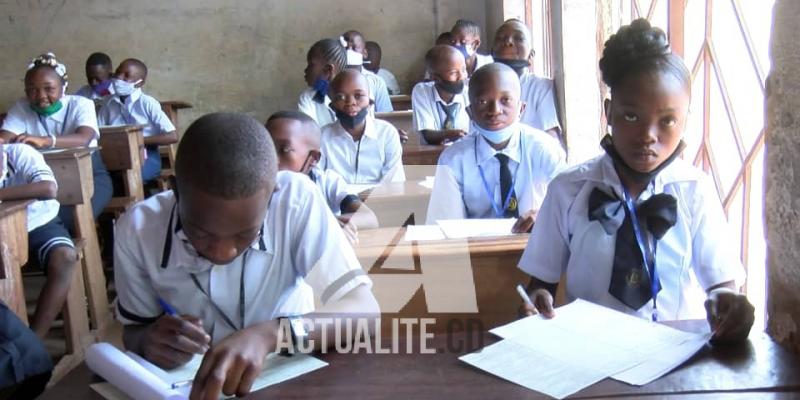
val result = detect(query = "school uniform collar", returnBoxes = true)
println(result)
[335,115,378,140]
[111,88,142,106]
[160,194,271,271]
[584,153,698,200]
[41,98,70,124]
[474,126,523,165]
[432,83,467,107]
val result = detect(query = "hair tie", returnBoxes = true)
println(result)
[339,36,348,48]
[27,52,68,80]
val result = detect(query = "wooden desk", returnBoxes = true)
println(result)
[359,181,432,227]
[402,143,444,166]
[390,94,411,111]
[0,200,32,323]
[99,125,145,203]
[41,325,800,399]
[376,110,416,143]
[43,149,110,332]
[356,227,531,334]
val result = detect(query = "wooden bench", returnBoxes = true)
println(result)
[98,125,145,216]
[390,94,412,111]
[376,110,417,144]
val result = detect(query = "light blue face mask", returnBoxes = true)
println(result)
[112,78,141,97]
[471,121,519,144]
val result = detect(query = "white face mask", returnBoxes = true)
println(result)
[472,121,519,144]
[345,49,364,66]
[112,78,142,97]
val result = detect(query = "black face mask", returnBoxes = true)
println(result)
[333,107,369,129]
[600,134,687,185]
[493,58,530,77]
[436,79,465,95]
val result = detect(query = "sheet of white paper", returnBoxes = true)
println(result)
[403,225,446,241]
[436,218,516,239]
[346,183,379,195]
[418,176,435,189]
[85,343,184,400]
[490,299,709,386]
[460,339,608,399]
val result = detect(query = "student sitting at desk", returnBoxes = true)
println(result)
[298,38,348,127]
[364,41,401,95]
[341,30,394,113]
[266,110,378,244]
[73,52,114,107]
[492,19,561,142]
[113,113,379,399]
[320,69,405,184]
[518,19,755,342]
[426,63,565,233]
[449,19,494,78]
[97,58,177,183]
[0,52,113,225]
[0,143,79,338]
[412,45,471,145]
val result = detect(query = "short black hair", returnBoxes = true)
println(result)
[468,63,521,100]
[343,30,365,42]
[599,18,690,93]
[266,110,316,126]
[175,113,277,198]
[308,38,348,73]
[425,45,462,70]
[436,31,453,45]
[451,19,481,37]
[119,58,148,78]
[86,52,112,69]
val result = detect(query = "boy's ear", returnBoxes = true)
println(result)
[603,98,612,123]
[472,38,482,51]
[324,64,335,79]
[527,50,535,66]
[308,149,321,166]
[465,104,474,120]
[518,100,527,118]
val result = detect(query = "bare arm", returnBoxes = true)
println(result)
[143,130,178,146]
[420,129,467,145]
[0,181,57,201]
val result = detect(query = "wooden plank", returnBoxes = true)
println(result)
[0,200,32,323]
[389,95,411,111]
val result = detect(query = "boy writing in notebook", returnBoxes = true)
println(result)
[114,113,379,399]
[266,110,378,243]
[412,45,471,144]
[492,19,561,141]
[320,69,405,184]
[426,63,565,233]
[0,143,78,338]
[518,20,754,342]
[98,58,177,183]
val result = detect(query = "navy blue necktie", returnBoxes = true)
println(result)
[495,153,519,218]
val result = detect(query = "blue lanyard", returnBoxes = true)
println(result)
[622,189,660,321]
[475,136,522,218]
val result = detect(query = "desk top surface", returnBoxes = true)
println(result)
[0,199,32,220]
[41,321,800,399]
[355,227,529,258]
[40,147,95,159]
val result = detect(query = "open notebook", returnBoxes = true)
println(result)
[86,342,327,400]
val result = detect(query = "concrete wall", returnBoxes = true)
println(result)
[766,0,800,354]
[0,0,488,129]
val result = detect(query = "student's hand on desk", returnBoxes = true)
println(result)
[512,210,538,233]
[190,320,279,400]
[12,134,51,149]
[519,288,556,319]
[445,129,468,140]
[398,129,409,143]
[705,287,755,343]
[142,314,210,370]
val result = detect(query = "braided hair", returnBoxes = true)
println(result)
[308,38,348,73]
[26,52,69,84]
[599,18,690,93]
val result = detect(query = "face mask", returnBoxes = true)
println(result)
[472,120,518,144]
[600,134,686,185]
[493,58,530,77]
[112,78,141,97]
[454,44,475,60]
[312,78,329,103]
[346,49,364,66]
[333,106,369,130]
[30,100,63,117]
[436,79,465,95]
[91,79,112,96]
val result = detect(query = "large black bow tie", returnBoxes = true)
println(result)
[588,188,678,310]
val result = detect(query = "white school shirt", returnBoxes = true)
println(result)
[411,81,471,144]
[376,68,401,95]
[97,89,175,138]
[519,72,561,134]
[0,144,60,231]
[518,154,746,320]
[320,116,405,185]
[309,167,355,216]
[426,123,566,223]
[363,69,394,112]
[1,95,99,146]
[298,87,336,127]
[113,171,372,341]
